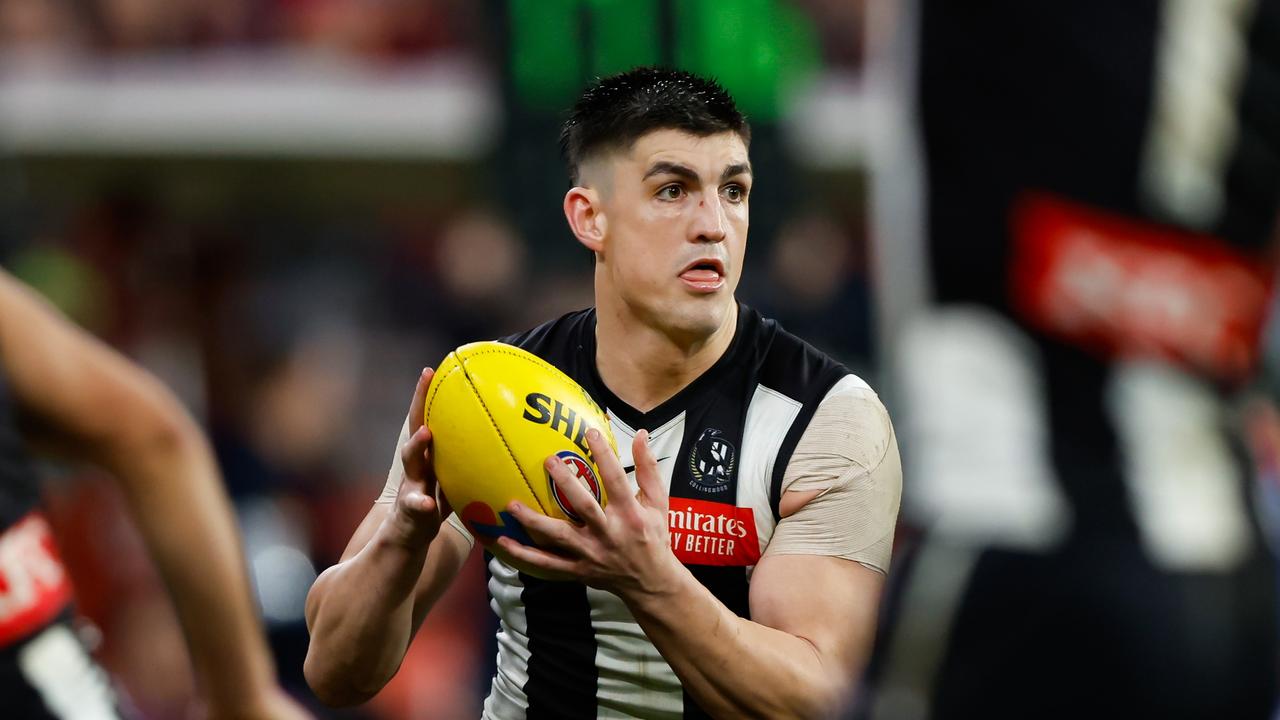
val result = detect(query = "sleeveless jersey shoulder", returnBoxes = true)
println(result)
[498,309,594,362]
[497,308,599,393]
[747,312,853,521]
[752,313,851,401]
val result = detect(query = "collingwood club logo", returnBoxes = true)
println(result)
[688,428,736,493]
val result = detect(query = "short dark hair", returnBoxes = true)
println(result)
[559,67,750,185]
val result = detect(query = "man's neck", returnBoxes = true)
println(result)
[594,301,738,414]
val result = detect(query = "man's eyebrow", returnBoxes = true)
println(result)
[721,163,752,183]
[643,162,699,182]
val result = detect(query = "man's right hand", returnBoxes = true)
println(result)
[386,367,451,549]
[304,366,474,706]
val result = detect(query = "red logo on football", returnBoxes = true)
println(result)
[547,450,602,523]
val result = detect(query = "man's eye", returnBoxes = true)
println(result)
[658,185,684,200]
[723,185,746,202]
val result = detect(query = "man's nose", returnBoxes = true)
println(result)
[691,194,727,243]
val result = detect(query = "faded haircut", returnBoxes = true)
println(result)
[559,67,751,185]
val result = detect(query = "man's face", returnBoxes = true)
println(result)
[582,129,751,340]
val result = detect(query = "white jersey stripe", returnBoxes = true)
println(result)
[483,560,531,719]
[589,417,684,718]
[740,383,802,567]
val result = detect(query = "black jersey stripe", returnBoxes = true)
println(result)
[767,370,849,521]
[501,320,602,719]
[520,576,599,719]
[679,565,752,719]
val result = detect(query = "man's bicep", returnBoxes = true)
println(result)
[749,553,884,681]
[777,375,903,573]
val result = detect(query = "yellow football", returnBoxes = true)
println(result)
[425,341,615,576]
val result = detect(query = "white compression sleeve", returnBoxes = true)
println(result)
[765,375,902,573]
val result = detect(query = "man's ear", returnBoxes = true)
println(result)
[564,186,606,254]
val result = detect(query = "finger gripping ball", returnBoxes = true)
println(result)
[425,341,616,576]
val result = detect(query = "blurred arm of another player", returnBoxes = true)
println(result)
[505,379,901,718]
[0,269,307,719]
[303,369,473,706]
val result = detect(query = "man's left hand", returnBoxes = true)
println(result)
[496,429,681,597]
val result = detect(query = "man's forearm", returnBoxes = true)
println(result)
[621,564,844,720]
[304,519,432,705]
[98,409,282,714]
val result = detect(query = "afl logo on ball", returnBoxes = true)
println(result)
[689,428,736,493]
[547,450,602,523]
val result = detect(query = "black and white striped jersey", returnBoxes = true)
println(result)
[470,304,853,719]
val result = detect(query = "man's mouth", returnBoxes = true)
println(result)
[679,258,726,290]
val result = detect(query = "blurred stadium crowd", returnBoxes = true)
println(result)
[0,1,872,718]
[0,0,475,58]
[0,0,860,65]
